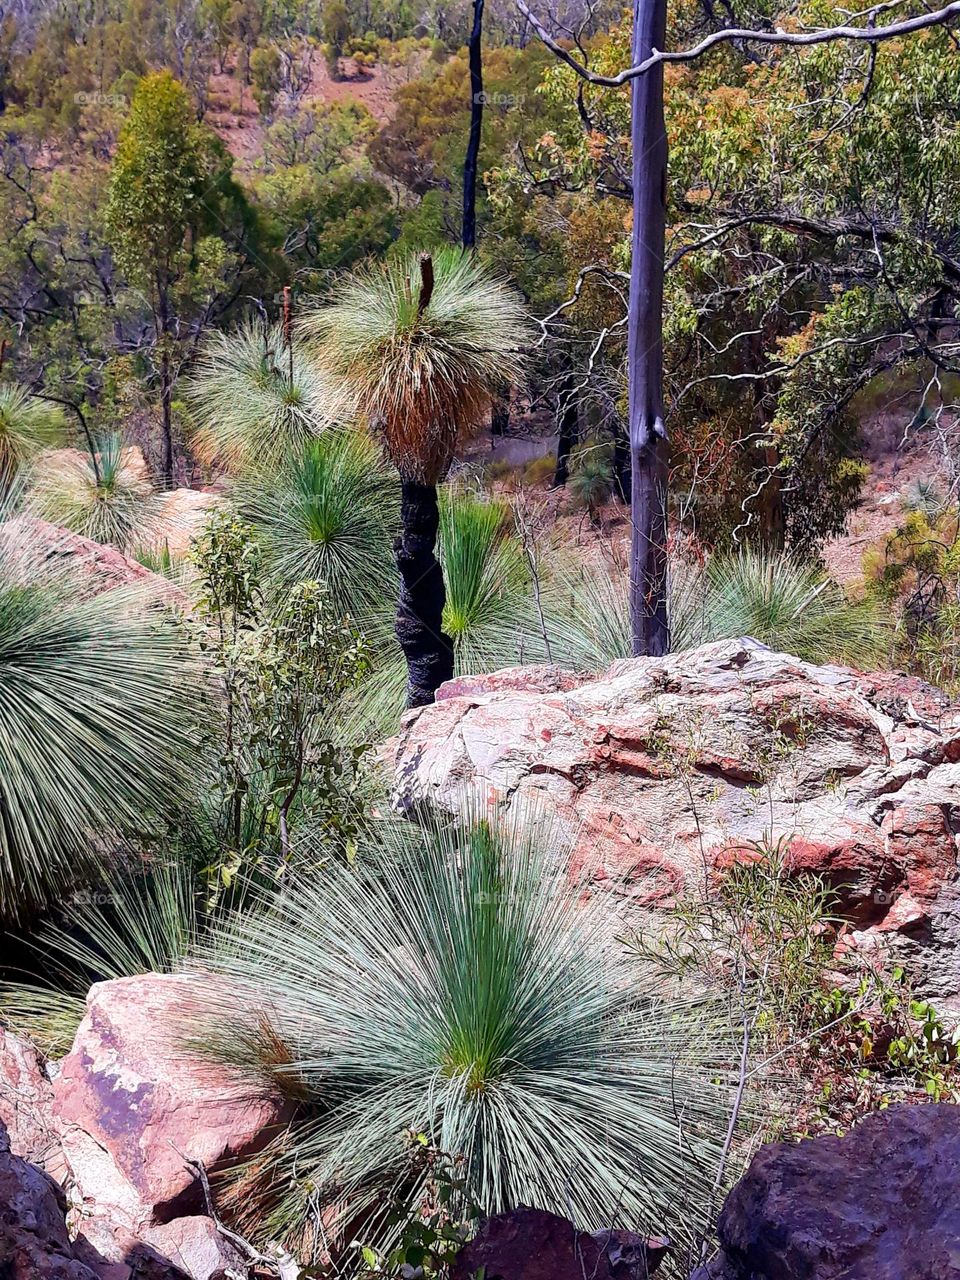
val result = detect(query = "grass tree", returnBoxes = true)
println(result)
[27,434,164,552]
[0,510,203,920]
[237,429,399,623]
[184,320,347,474]
[550,547,887,669]
[301,249,531,707]
[193,807,736,1261]
[0,385,65,491]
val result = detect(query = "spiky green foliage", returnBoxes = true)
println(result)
[567,445,614,523]
[0,858,205,1056]
[344,488,557,737]
[27,435,164,551]
[693,549,888,664]
[238,429,399,624]
[301,249,532,483]
[185,322,347,473]
[193,808,735,1260]
[549,548,887,669]
[440,489,549,672]
[0,385,65,489]
[0,514,204,919]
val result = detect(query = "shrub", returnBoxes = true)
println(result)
[193,808,737,1264]
[0,510,202,919]
[27,435,164,551]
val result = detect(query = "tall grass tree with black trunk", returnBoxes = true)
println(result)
[302,249,531,708]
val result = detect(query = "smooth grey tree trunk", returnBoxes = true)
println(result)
[628,0,670,656]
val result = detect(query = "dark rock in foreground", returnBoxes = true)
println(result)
[451,1206,670,1279]
[692,1103,960,1279]
[0,1118,100,1279]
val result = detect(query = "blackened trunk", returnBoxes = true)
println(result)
[462,0,485,248]
[491,392,509,436]
[395,479,455,707]
[157,278,174,488]
[552,367,578,487]
[627,0,670,656]
[160,346,174,488]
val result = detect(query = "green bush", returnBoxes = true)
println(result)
[193,808,737,1264]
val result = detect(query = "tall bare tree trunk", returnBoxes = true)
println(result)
[395,479,455,708]
[463,0,485,248]
[628,0,670,656]
[157,276,174,488]
[552,361,578,488]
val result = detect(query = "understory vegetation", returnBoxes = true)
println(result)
[1,0,959,1275]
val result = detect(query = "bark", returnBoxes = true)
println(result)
[748,323,785,547]
[157,276,174,488]
[628,0,670,656]
[552,366,578,487]
[462,0,485,248]
[491,393,509,436]
[395,479,455,707]
[613,429,631,504]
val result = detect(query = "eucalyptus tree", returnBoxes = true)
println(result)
[301,249,531,707]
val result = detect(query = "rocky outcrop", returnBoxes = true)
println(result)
[154,489,220,556]
[0,1026,56,1163]
[0,1119,100,1279]
[691,1104,960,1279]
[451,1207,670,1280]
[0,974,290,1279]
[389,639,960,1002]
[54,975,292,1232]
[1,514,185,605]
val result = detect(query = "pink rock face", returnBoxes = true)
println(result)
[54,974,291,1232]
[1,515,185,605]
[388,639,960,1001]
[0,1027,56,1162]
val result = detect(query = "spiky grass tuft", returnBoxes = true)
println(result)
[185,321,348,473]
[190,807,737,1262]
[0,385,66,489]
[27,435,165,551]
[548,547,887,670]
[0,858,205,1056]
[300,249,532,484]
[0,511,205,919]
[237,429,399,624]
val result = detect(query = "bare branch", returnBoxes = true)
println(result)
[516,0,960,85]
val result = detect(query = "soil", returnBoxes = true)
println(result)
[205,50,425,172]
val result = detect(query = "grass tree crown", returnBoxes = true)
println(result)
[300,248,533,484]
[0,385,66,489]
[184,320,348,474]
